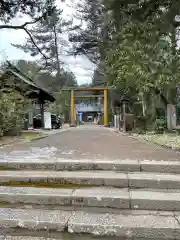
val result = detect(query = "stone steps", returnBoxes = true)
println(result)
[1,159,180,173]
[1,186,180,211]
[0,207,179,239]
[0,170,179,189]
[0,237,171,240]
[0,237,59,240]
[0,236,113,240]
[0,236,117,240]
[0,158,180,239]
[0,186,129,209]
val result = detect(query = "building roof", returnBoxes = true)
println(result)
[2,62,55,102]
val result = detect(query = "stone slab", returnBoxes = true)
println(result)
[2,171,180,189]
[72,187,129,208]
[6,160,56,170]
[140,160,180,174]
[130,189,180,210]
[0,171,128,187]
[68,211,178,239]
[4,159,180,174]
[172,213,180,239]
[2,237,59,240]
[46,171,128,187]
[4,159,141,172]
[0,208,178,239]
[128,172,180,189]
[0,208,70,231]
[0,236,170,240]
[0,186,73,205]
[0,186,129,209]
[55,159,140,172]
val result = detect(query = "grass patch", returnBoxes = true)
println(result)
[132,132,180,150]
[20,131,46,141]
[0,131,47,146]
[0,182,97,189]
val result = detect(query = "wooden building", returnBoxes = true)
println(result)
[0,61,55,129]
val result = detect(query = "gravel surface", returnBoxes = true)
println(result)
[0,124,180,161]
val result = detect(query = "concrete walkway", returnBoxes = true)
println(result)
[0,124,180,161]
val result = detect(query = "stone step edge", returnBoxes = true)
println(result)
[0,186,180,211]
[0,237,59,240]
[0,235,170,240]
[0,207,179,239]
[0,236,110,240]
[0,171,179,189]
[0,236,120,240]
[1,159,180,173]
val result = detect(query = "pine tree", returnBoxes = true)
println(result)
[12,4,72,87]
[69,0,104,64]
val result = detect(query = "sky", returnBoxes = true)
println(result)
[0,0,95,85]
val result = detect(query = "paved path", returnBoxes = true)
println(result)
[0,124,180,161]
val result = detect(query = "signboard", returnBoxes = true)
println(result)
[76,103,103,112]
[44,112,51,129]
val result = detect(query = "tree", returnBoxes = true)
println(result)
[0,0,66,62]
[0,0,45,23]
[13,59,77,93]
[12,6,72,88]
[0,89,27,136]
[72,0,180,125]
[36,70,77,93]
[50,91,71,121]
[14,59,41,80]
[104,2,180,121]
[69,0,105,64]
[0,64,28,136]
[12,59,77,121]
[0,0,66,26]
[92,62,106,87]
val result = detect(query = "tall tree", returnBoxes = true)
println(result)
[12,5,72,84]
[69,0,104,64]
[14,60,41,80]
[71,0,180,120]
[0,0,66,60]
[13,59,77,93]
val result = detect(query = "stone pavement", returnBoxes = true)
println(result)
[0,124,180,161]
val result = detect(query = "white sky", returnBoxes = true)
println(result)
[0,0,95,85]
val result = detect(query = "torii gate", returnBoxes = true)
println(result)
[62,87,109,127]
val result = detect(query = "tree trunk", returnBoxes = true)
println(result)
[52,10,61,86]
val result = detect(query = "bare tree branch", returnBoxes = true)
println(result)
[0,12,46,30]
[0,12,49,65]
[23,27,49,66]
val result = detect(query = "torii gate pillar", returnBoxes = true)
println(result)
[103,89,108,126]
[70,89,76,127]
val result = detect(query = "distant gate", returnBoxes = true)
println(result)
[62,87,109,127]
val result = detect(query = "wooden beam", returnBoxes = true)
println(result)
[62,87,110,91]
[75,95,104,98]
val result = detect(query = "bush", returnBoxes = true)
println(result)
[0,90,27,136]
[134,116,147,133]
[154,118,166,134]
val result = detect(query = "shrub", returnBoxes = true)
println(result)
[0,90,27,136]
[134,116,147,133]
[154,118,166,134]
